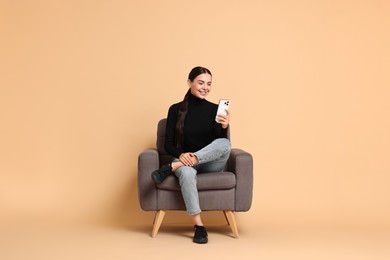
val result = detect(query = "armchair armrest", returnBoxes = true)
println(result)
[227,148,254,211]
[138,149,160,211]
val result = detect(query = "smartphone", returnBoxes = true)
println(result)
[215,99,230,123]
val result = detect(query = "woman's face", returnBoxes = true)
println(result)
[188,73,212,99]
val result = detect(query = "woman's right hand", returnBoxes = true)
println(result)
[179,152,197,166]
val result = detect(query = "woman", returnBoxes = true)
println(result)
[151,66,231,244]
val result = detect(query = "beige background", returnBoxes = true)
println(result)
[1,0,390,231]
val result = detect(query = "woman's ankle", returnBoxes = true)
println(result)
[191,213,203,226]
[171,161,183,172]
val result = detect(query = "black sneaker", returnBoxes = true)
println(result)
[151,164,173,184]
[193,225,208,244]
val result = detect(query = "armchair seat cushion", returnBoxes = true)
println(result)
[156,172,236,191]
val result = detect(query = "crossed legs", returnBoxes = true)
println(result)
[172,138,231,225]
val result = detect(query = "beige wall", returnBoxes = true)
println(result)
[1,0,389,228]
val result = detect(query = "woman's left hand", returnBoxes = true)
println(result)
[216,109,230,129]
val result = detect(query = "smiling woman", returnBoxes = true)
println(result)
[188,68,212,99]
[150,66,232,244]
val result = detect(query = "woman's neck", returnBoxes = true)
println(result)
[188,92,206,104]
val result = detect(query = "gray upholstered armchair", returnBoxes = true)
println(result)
[138,119,253,238]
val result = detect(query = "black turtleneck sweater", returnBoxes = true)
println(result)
[165,93,228,159]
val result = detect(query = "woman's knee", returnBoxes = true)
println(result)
[216,138,231,153]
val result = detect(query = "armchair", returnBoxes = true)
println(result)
[138,119,253,238]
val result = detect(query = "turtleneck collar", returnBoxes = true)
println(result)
[188,92,207,105]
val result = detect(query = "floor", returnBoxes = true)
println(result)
[1,222,390,260]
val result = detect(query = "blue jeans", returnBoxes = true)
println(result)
[173,138,231,215]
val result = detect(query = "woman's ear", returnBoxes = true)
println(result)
[187,79,192,88]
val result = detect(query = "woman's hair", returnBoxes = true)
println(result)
[175,66,212,149]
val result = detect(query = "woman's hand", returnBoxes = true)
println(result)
[179,152,198,166]
[216,109,230,129]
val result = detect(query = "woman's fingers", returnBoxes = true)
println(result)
[216,111,230,128]
[180,153,194,166]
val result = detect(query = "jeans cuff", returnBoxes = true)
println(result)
[187,209,202,215]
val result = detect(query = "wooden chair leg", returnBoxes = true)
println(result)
[223,210,230,225]
[223,210,239,238]
[152,210,165,238]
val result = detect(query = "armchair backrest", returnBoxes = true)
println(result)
[156,119,168,155]
[156,119,172,166]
